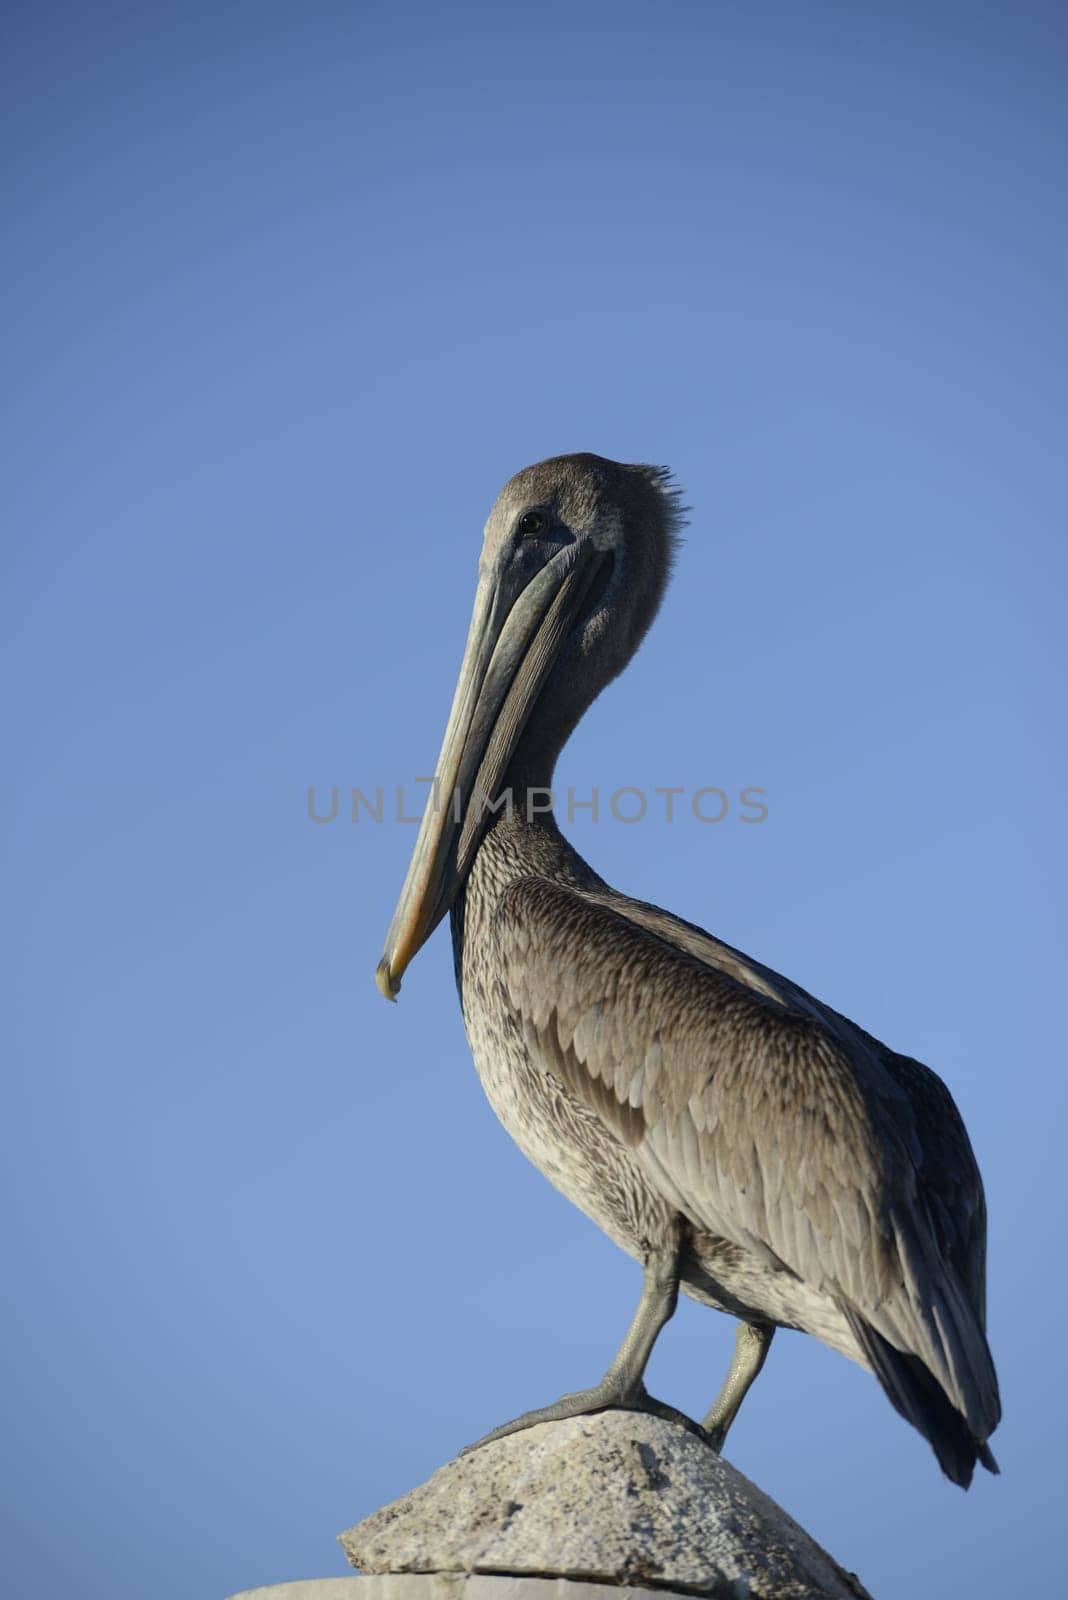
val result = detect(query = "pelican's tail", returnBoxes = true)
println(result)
[842,1304,1000,1488]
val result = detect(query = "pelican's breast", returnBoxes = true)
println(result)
[452,844,675,1264]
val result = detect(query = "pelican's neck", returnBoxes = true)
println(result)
[498,623,621,812]
[469,736,600,898]
[451,710,603,1001]
[470,655,611,888]
[500,741,555,813]
[481,795,589,882]
[471,592,640,891]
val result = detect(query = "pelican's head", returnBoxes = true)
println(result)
[376,452,685,999]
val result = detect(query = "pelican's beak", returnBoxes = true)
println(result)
[376,541,605,1000]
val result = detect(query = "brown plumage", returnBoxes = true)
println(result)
[380,452,1001,1485]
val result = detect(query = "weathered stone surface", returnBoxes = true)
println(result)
[229,1584,362,1599]
[229,1583,797,1600]
[339,1411,871,1600]
[227,1584,772,1600]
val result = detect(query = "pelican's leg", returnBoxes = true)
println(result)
[702,1321,775,1451]
[463,1228,700,1452]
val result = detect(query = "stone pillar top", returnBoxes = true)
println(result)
[338,1411,871,1600]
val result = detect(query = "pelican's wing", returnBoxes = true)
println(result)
[492,875,999,1449]
[846,1037,988,1323]
[617,889,992,1328]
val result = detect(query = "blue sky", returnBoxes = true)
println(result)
[4,4,1066,1597]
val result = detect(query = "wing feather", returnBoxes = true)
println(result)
[493,874,999,1440]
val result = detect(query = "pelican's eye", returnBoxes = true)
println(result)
[517,510,547,539]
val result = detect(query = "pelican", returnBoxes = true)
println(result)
[376,453,1000,1486]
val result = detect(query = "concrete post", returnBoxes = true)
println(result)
[230,1411,873,1600]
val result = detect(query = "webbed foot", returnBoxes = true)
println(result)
[461,1381,706,1454]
